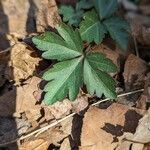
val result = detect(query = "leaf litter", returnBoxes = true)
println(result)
[0,0,150,150]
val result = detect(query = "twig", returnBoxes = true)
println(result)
[0,89,144,147]
[133,36,139,57]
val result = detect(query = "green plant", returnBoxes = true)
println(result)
[59,0,93,27]
[79,0,130,50]
[32,23,117,105]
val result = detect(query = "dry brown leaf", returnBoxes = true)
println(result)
[60,138,71,150]
[125,110,150,143]
[43,92,88,119]
[36,0,61,32]
[131,143,144,150]
[131,21,150,46]
[43,107,55,122]
[71,92,88,114]
[38,128,68,147]
[44,99,72,119]
[5,43,41,84]
[20,139,49,150]
[0,0,33,37]
[80,103,145,150]
[0,76,42,124]
[123,54,149,91]
[0,0,60,37]
[116,141,132,150]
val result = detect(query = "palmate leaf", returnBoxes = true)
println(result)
[84,53,117,98]
[80,10,107,44]
[32,23,83,61]
[43,57,83,105]
[59,5,84,27]
[59,0,93,27]
[103,16,130,50]
[33,23,117,105]
[79,10,130,50]
[93,0,118,19]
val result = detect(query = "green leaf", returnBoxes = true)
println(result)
[86,52,117,73]
[79,10,107,44]
[59,0,94,27]
[32,23,83,61]
[84,53,117,99]
[59,5,84,27]
[57,23,83,52]
[43,57,83,105]
[94,0,118,19]
[103,16,130,50]
[33,23,117,105]
[76,0,93,10]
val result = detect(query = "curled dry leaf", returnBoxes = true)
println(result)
[80,103,145,150]
[5,43,42,84]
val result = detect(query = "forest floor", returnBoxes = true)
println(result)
[0,0,150,150]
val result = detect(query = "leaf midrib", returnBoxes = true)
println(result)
[48,57,83,101]
[86,59,114,96]
[81,21,100,36]
[38,40,82,56]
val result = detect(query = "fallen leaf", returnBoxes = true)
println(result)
[38,128,68,147]
[0,76,42,125]
[60,138,71,150]
[131,143,144,150]
[0,0,33,37]
[72,92,88,114]
[0,0,60,37]
[5,43,41,84]
[80,103,145,150]
[36,0,61,32]
[125,110,150,143]
[20,139,49,150]
[44,99,72,119]
[123,54,149,91]
[116,141,132,150]
[131,21,150,46]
